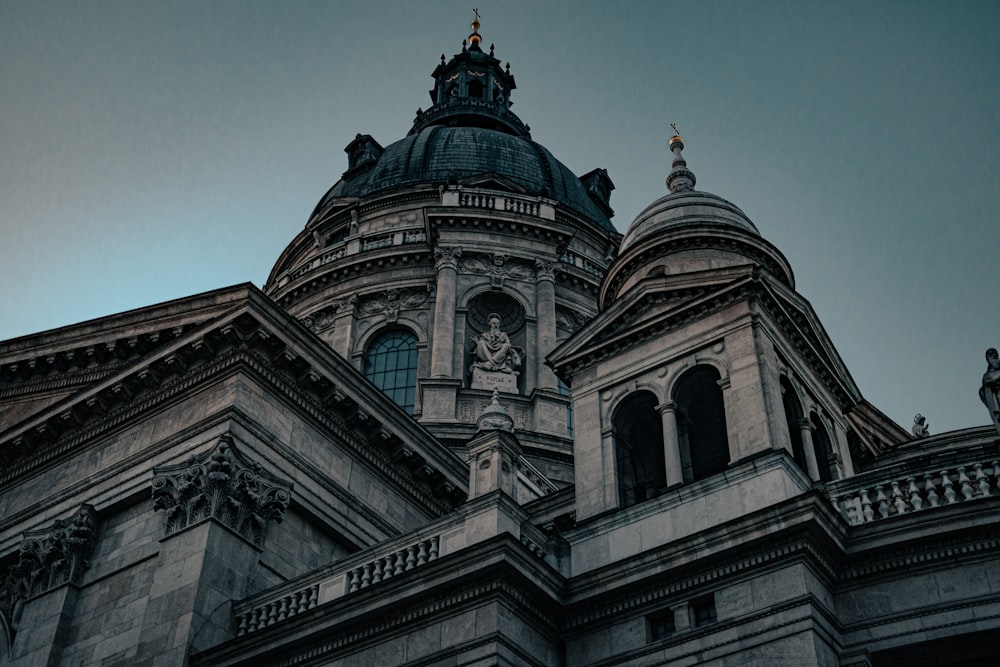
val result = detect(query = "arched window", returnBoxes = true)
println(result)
[810,413,836,482]
[613,391,666,507]
[468,79,484,98]
[780,376,809,473]
[674,366,729,482]
[364,329,418,414]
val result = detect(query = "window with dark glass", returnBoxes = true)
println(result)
[780,376,809,473]
[811,412,836,482]
[364,329,418,414]
[614,391,666,507]
[674,365,730,483]
[648,609,676,641]
[690,594,717,628]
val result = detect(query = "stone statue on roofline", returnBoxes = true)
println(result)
[981,347,1000,435]
[911,414,929,438]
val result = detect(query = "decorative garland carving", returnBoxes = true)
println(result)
[151,435,291,547]
[300,308,335,333]
[359,286,431,322]
[459,253,533,287]
[555,307,589,334]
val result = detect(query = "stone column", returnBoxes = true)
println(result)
[657,401,685,487]
[329,294,357,360]
[798,418,821,481]
[431,247,461,378]
[534,259,558,390]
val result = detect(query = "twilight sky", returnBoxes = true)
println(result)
[1,1,998,435]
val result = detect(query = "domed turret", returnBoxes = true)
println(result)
[601,129,793,309]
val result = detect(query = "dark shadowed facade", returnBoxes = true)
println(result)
[3,20,1000,667]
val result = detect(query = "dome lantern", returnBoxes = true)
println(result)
[410,13,526,138]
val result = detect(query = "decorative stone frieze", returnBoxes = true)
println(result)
[152,435,292,546]
[300,308,335,333]
[459,253,533,287]
[359,286,431,322]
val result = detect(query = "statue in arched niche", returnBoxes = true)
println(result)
[472,314,522,373]
[469,313,523,393]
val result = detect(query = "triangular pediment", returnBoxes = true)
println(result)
[549,265,758,377]
[0,285,259,428]
[0,285,468,511]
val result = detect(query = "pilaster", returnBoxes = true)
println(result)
[430,247,461,378]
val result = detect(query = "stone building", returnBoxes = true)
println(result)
[2,19,999,667]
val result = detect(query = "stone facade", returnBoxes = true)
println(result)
[2,20,999,667]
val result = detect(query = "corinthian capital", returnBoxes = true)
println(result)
[152,435,292,547]
[534,258,556,282]
[434,247,462,271]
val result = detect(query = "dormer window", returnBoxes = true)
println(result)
[343,134,384,178]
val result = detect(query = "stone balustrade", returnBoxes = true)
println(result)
[345,535,440,593]
[832,459,1000,526]
[236,584,319,636]
[232,493,549,637]
[276,228,428,287]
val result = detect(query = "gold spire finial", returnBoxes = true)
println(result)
[469,8,483,46]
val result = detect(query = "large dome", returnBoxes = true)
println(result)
[308,125,615,232]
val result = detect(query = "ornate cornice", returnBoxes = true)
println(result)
[0,327,190,397]
[0,309,467,514]
[152,435,291,546]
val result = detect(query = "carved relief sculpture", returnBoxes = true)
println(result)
[152,435,292,547]
[981,347,1000,435]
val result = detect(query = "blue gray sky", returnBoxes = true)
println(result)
[2,1,998,434]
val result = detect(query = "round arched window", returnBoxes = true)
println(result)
[364,329,418,414]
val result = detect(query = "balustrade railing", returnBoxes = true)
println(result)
[234,534,442,636]
[833,460,1000,526]
[345,535,440,593]
[236,584,319,636]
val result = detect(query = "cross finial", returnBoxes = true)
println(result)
[473,8,480,21]
[671,122,680,137]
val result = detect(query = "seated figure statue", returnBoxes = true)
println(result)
[471,314,522,374]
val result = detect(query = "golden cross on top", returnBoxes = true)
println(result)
[671,123,680,136]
